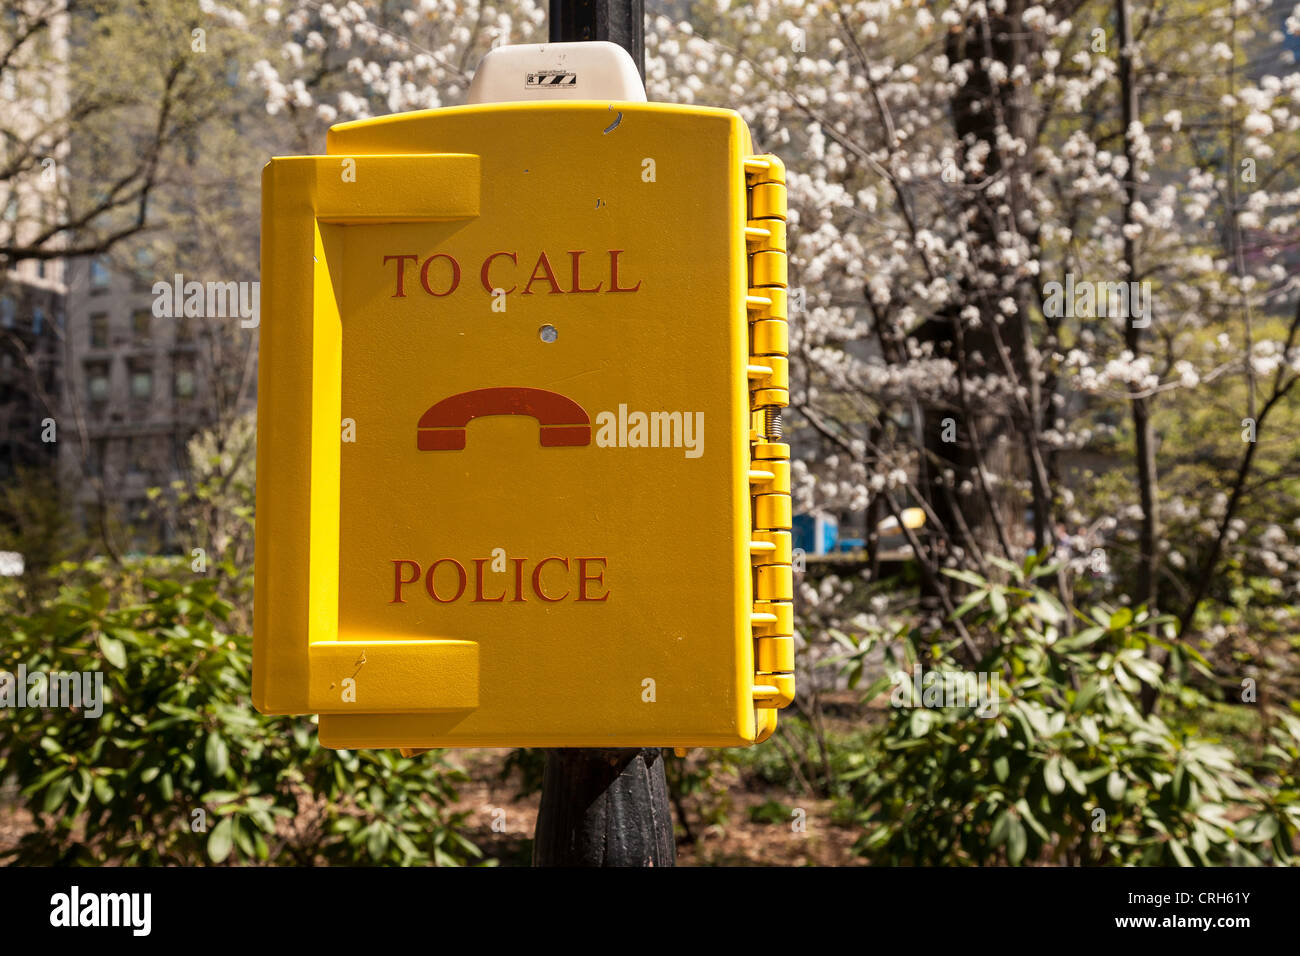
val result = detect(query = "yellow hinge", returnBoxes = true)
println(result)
[745,154,795,730]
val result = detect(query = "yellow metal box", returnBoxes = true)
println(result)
[253,101,791,748]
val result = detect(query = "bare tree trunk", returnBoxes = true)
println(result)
[1118,0,1162,712]
[932,3,1045,569]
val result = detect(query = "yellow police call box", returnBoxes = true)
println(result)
[253,42,793,749]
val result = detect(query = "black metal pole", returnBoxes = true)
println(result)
[533,749,676,866]
[549,0,645,82]
[531,1,671,868]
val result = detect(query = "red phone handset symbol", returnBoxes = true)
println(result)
[417,387,591,451]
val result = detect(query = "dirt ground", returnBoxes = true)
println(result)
[452,749,865,867]
[0,801,30,861]
[0,751,864,867]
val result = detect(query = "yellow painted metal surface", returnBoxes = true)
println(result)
[254,101,792,748]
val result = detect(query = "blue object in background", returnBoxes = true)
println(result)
[793,513,838,556]
[792,514,815,554]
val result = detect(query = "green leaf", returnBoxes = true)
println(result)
[1043,756,1065,795]
[205,733,230,777]
[986,555,1022,578]
[43,776,72,815]
[860,672,894,703]
[1168,838,1192,867]
[1127,656,1163,686]
[1071,679,1102,713]
[989,588,1007,619]
[1061,757,1086,796]
[1029,594,1066,624]
[1112,663,1140,693]
[1078,715,1100,746]
[1107,771,1126,802]
[1016,799,1051,842]
[98,633,127,669]
[941,568,988,588]
[827,628,857,650]
[1239,814,1279,844]
[1007,816,1028,865]
[990,810,1012,846]
[1058,627,1106,651]
[367,824,390,861]
[952,589,989,619]
[993,755,1010,783]
[232,818,256,857]
[208,817,234,863]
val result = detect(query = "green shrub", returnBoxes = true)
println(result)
[664,748,737,840]
[747,798,795,825]
[497,748,548,800]
[0,559,479,866]
[727,712,880,800]
[833,555,1300,865]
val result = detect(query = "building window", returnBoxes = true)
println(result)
[90,258,110,291]
[174,363,196,400]
[0,297,13,328]
[32,307,44,335]
[90,313,109,348]
[86,362,110,404]
[130,366,153,401]
[132,309,151,345]
[132,248,154,292]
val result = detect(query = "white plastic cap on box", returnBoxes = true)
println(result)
[466,41,647,104]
